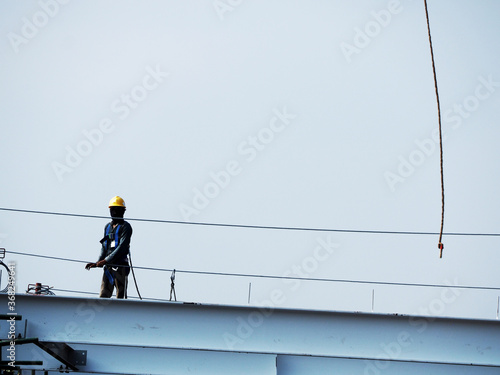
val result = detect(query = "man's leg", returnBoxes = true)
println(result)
[115,266,129,299]
[99,269,114,298]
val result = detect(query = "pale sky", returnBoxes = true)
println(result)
[1,0,499,320]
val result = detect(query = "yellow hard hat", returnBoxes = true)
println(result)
[108,196,126,208]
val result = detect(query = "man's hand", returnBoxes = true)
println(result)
[85,262,96,270]
[96,259,107,268]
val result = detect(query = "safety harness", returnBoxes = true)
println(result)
[101,223,121,284]
[105,223,121,251]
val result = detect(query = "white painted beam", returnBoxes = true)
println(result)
[12,344,277,375]
[1,294,499,374]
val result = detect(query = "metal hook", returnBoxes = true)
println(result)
[169,269,177,302]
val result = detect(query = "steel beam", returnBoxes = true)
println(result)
[276,355,500,375]
[0,360,42,366]
[0,314,21,321]
[0,338,38,347]
[0,294,499,374]
[11,343,277,375]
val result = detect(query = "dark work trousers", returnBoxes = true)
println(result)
[100,265,130,299]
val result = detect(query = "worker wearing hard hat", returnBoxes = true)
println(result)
[85,196,133,299]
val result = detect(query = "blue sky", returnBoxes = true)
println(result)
[1,0,499,320]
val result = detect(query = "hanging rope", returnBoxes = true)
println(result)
[129,250,142,300]
[424,0,445,258]
[6,250,500,292]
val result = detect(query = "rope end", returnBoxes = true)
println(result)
[438,242,444,258]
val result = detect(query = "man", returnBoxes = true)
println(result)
[85,196,133,299]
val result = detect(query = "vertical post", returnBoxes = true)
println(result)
[371,289,375,312]
[496,296,499,320]
[248,282,252,304]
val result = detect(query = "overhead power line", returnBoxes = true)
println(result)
[0,207,499,237]
[50,288,170,302]
[6,250,500,292]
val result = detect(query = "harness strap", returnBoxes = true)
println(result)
[105,223,111,248]
[104,266,114,284]
[104,223,121,249]
[114,224,121,249]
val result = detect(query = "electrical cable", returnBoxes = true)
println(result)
[0,207,499,237]
[424,0,446,258]
[51,288,99,296]
[50,288,171,303]
[5,250,168,272]
[50,288,170,302]
[6,250,500,292]
[0,261,10,293]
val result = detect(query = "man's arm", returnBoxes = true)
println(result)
[85,225,109,270]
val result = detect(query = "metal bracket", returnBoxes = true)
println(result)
[36,341,87,370]
[0,335,86,371]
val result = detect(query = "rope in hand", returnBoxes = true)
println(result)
[424,0,445,258]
